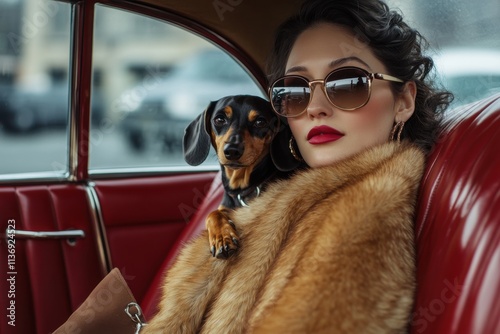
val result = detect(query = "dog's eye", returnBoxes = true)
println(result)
[254,117,269,128]
[213,115,227,126]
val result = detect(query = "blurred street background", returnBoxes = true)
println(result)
[1,0,499,175]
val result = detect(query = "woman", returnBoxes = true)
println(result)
[144,0,452,333]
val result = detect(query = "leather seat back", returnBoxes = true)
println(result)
[411,94,500,333]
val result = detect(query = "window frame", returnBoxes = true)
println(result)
[73,0,266,182]
[0,0,266,183]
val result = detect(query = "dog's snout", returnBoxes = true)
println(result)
[227,133,242,145]
[223,143,244,160]
[224,134,244,161]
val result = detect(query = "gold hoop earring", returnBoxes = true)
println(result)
[289,137,303,161]
[390,121,405,142]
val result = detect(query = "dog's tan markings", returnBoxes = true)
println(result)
[226,168,250,189]
[214,106,234,164]
[224,106,233,118]
[215,127,233,163]
[210,129,217,148]
[248,110,259,122]
[243,130,271,166]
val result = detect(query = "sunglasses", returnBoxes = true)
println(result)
[269,66,404,117]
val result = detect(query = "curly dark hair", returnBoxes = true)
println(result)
[266,0,453,152]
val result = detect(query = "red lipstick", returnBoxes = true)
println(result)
[307,125,344,145]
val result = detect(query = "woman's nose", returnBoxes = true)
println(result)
[306,81,333,118]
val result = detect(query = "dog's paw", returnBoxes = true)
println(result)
[214,220,239,259]
[206,211,240,259]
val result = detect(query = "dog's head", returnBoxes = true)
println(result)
[184,95,280,170]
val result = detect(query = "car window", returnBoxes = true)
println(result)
[89,5,265,172]
[386,0,500,107]
[0,0,71,177]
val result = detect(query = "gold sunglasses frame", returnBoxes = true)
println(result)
[268,66,404,117]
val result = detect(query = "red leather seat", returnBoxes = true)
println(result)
[411,93,500,333]
[141,93,500,333]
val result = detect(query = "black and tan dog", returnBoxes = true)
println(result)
[183,95,286,259]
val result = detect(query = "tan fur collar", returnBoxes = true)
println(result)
[145,141,426,334]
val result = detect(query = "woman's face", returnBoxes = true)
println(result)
[285,23,413,167]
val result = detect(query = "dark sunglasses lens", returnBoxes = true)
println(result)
[271,77,310,116]
[325,68,370,109]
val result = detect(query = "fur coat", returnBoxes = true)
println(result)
[144,142,425,334]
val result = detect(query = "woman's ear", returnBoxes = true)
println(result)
[395,81,417,122]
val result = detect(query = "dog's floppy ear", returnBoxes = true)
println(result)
[270,124,305,172]
[183,101,216,166]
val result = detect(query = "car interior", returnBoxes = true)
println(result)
[0,0,499,333]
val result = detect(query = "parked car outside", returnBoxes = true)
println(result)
[0,83,13,130]
[0,82,104,133]
[119,49,264,152]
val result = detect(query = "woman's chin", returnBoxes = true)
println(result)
[302,146,351,168]
[304,155,344,168]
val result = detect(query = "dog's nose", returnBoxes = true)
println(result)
[223,143,244,160]
[223,134,244,161]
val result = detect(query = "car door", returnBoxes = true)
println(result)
[0,1,265,333]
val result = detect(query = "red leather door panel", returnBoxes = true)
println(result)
[0,184,103,334]
[0,172,216,333]
[92,171,216,303]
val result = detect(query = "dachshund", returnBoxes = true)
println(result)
[183,95,292,259]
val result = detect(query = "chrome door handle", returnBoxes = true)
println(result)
[5,228,85,240]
